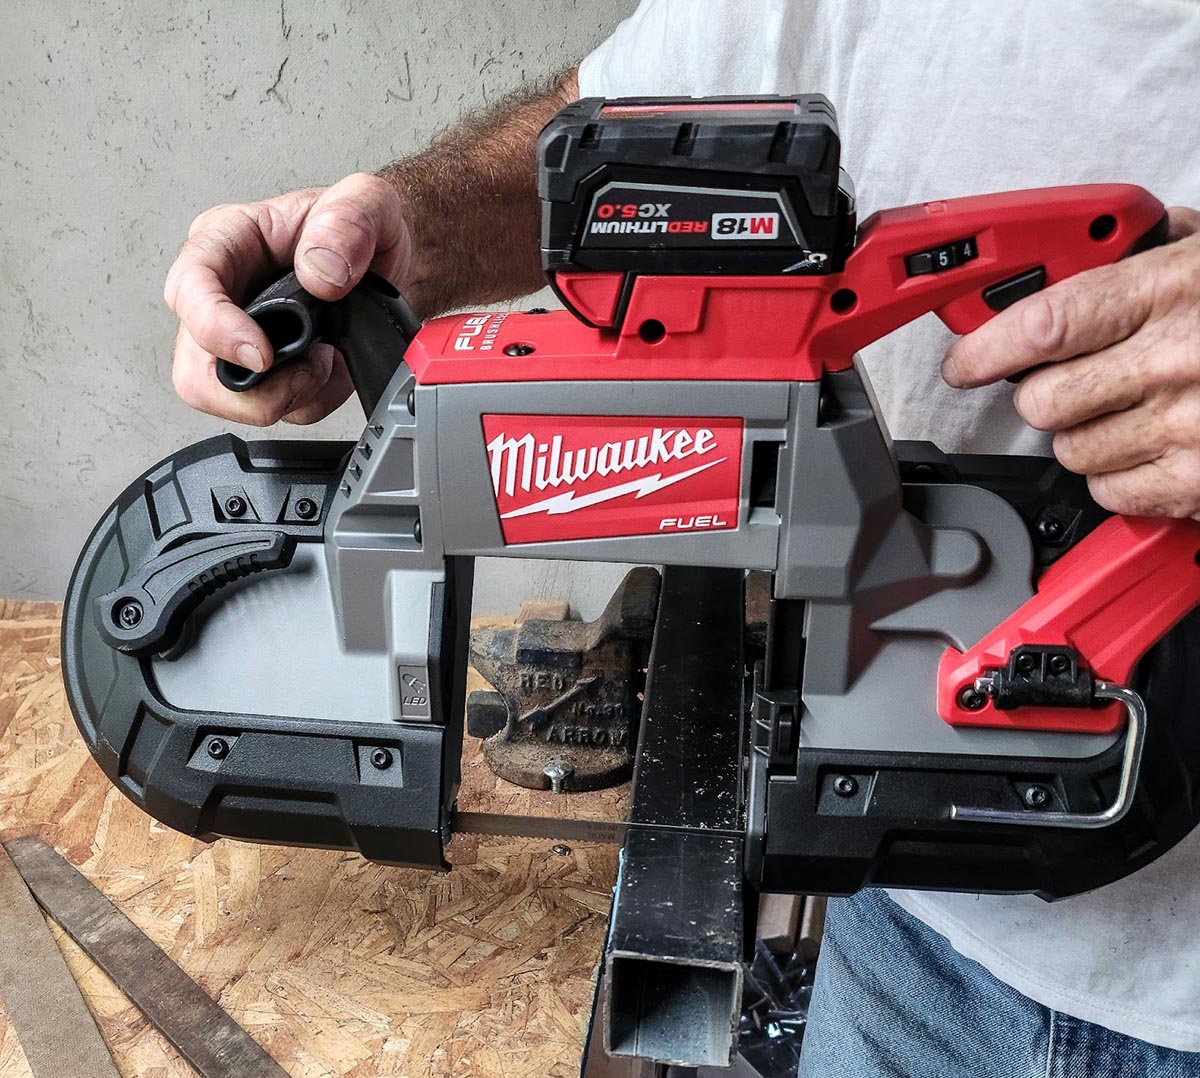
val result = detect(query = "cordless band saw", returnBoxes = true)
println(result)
[62,96,1200,1067]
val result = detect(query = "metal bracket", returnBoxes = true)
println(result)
[951,680,1146,829]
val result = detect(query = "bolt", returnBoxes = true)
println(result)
[1022,784,1051,809]
[1037,517,1064,541]
[412,517,422,543]
[1049,654,1070,675]
[958,686,987,711]
[224,494,247,518]
[544,759,574,794]
[832,775,858,798]
[294,497,318,520]
[551,844,572,856]
[1016,652,1036,674]
[207,737,229,760]
[370,748,393,770]
[114,599,143,629]
[406,388,416,415]
[504,343,535,357]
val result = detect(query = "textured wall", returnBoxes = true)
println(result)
[0,0,637,612]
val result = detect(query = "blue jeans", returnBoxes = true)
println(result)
[798,888,1200,1078]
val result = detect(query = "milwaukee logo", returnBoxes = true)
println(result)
[481,415,743,544]
[487,426,719,500]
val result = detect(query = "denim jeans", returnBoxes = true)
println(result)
[798,888,1200,1078]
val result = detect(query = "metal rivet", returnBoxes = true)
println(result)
[1023,784,1051,809]
[832,775,858,797]
[1037,517,1063,541]
[958,686,987,711]
[114,599,143,629]
[207,737,229,760]
[294,497,318,520]
[370,748,393,770]
[504,343,535,357]
[224,495,247,518]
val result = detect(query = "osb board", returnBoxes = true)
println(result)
[0,600,627,1077]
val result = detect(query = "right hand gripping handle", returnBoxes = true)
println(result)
[216,271,422,416]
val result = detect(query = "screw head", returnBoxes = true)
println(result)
[224,495,247,518]
[958,686,987,711]
[503,343,535,357]
[294,497,318,520]
[1049,654,1070,675]
[1037,517,1063,541]
[1022,784,1051,809]
[551,843,572,856]
[370,748,393,770]
[833,774,858,797]
[207,737,229,760]
[114,599,143,629]
[1016,652,1037,674]
[527,307,549,315]
[412,517,422,543]
[406,388,416,415]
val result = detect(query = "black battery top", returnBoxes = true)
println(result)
[538,95,856,277]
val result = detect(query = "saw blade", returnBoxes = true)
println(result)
[451,810,628,844]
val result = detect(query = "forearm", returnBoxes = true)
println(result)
[379,67,579,318]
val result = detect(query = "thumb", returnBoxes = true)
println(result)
[1166,206,1200,243]
[294,172,409,300]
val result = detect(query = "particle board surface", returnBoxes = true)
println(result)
[0,600,626,1077]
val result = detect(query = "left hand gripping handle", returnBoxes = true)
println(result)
[215,271,422,415]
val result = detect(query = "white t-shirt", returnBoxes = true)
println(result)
[579,0,1200,1053]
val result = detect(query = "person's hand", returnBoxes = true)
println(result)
[942,207,1200,518]
[164,173,411,425]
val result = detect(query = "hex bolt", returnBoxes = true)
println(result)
[1016,653,1036,674]
[1023,784,1051,809]
[294,497,318,520]
[544,759,574,794]
[224,494,247,518]
[406,388,416,416]
[114,599,143,629]
[832,774,858,798]
[207,737,229,760]
[1037,517,1064,541]
[504,343,535,357]
[370,748,393,770]
[958,686,987,711]
[1049,654,1070,675]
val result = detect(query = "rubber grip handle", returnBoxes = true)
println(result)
[215,271,422,415]
[1003,211,1171,384]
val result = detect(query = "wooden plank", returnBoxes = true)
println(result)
[0,600,625,1077]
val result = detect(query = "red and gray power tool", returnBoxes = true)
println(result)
[63,97,1200,1066]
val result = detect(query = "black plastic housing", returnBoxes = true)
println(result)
[539,96,856,275]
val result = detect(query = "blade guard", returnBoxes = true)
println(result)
[939,515,1200,733]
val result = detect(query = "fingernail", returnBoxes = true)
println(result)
[235,342,265,371]
[301,246,351,287]
[941,353,962,387]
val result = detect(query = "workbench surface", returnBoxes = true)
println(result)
[0,600,625,1077]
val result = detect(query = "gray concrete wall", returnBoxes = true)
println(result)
[0,0,637,615]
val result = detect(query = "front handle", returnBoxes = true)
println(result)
[216,271,421,416]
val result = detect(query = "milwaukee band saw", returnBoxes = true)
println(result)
[64,96,1200,928]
